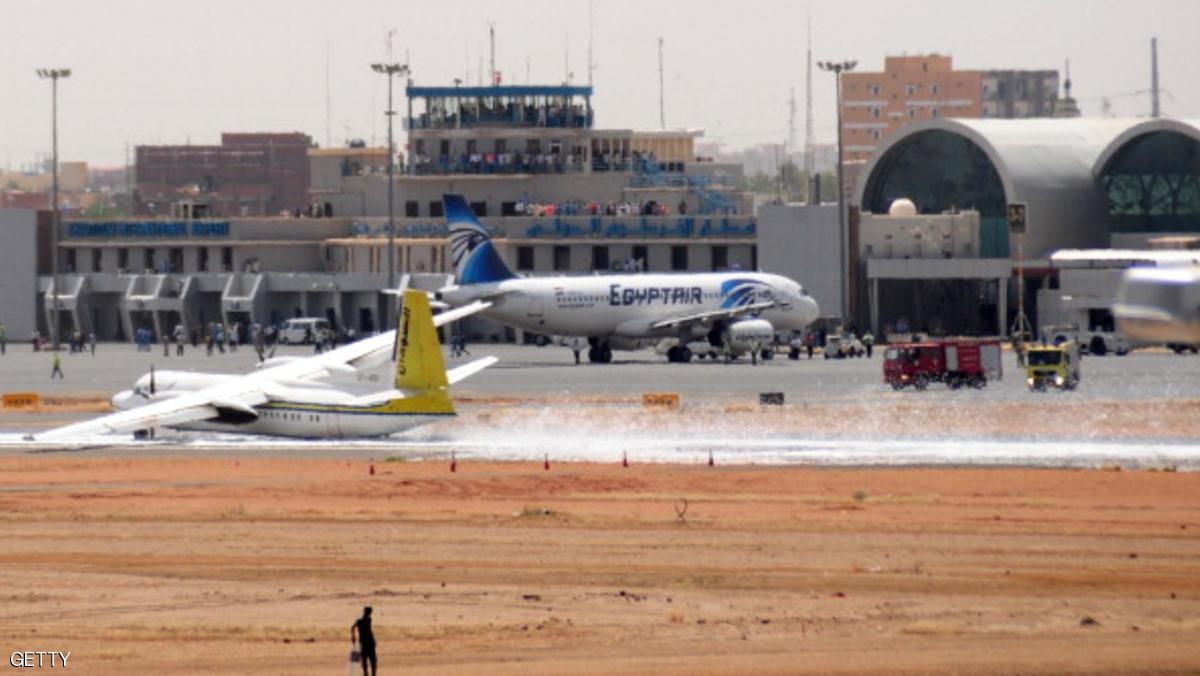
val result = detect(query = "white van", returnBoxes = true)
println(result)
[278,318,330,345]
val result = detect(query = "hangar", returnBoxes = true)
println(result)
[853,118,1200,337]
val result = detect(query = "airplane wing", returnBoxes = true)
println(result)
[35,380,271,441]
[35,300,493,442]
[446,355,499,385]
[345,356,498,406]
[260,300,492,382]
[650,300,776,330]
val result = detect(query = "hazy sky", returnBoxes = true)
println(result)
[4,0,1198,168]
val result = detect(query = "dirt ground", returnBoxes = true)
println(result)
[1,457,1199,674]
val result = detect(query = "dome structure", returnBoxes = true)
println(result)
[857,118,1146,257]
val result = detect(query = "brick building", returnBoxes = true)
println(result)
[134,133,313,217]
[841,55,1060,162]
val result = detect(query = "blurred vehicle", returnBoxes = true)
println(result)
[1024,340,1081,391]
[278,318,331,345]
[1041,323,1129,357]
[1114,266,1200,345]
[824,334,865,359]
[883,339,1003,391]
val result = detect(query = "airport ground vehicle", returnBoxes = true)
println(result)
[1025,340,1081,391]
[824,334,865,359]
[1042,323,1129,356]
[883,339,1003,390]
[278,318,331,345]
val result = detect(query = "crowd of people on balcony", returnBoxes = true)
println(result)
[412,100,592,130]
[409,149,588,175]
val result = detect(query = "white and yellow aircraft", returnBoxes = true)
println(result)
[33,291,495,440]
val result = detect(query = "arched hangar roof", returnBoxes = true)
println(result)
[1093,118,1200,177]
[857,118,1146,257]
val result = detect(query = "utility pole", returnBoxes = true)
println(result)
[818,59,857,319]
[804,9,816,204]
[658,38,665,130]
[587,0,595,87]
[37,67,71,351]
[370,61,410,322]
[1151,37,1160,118]
[488,22,496,85]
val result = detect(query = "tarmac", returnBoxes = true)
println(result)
[2,340,1200,467]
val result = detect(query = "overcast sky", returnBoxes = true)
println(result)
[4,0,1198,168]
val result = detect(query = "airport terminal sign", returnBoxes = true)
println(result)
[67,220,231,239]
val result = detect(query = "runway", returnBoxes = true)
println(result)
[2,342,1199,468]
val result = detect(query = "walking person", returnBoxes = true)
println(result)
[350,606,378,676]
[862,331,875,359]
[570,336,584,365]
[50,351,64,379]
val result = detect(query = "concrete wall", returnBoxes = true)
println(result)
[0,209,38,341]
[859,211,981,259]
[757,203,843,320]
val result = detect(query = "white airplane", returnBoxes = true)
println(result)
[437,194,820,363]
[33,291,495,441]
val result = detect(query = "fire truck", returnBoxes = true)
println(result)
[883,340,1004,391]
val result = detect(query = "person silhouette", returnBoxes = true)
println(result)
[351,606,377,676]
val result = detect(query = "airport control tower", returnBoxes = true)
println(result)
[309,82,750,221]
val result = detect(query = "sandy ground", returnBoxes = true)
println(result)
[2,457,1199,674]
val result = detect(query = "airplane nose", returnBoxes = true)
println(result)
[111,390,140,410]
[802,296,820,323]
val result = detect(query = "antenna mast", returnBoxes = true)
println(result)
[587,0,595,86]
[1151,37,1160,118]
[658,37,665,130]
[804,8,816,203]
[488,22,496,84]
[324,41,332,147]
[788,87,797,157]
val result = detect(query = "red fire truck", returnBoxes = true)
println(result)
[883,340,1003,390]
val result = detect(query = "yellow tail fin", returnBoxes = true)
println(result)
[394,290,450,391]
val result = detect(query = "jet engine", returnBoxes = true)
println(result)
[725,318,775,353]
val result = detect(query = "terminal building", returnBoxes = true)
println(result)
[758,117,1200,339]
[18,83,758,344]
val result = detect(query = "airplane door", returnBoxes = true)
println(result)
[325,412,342,438]
[527,294,545,322]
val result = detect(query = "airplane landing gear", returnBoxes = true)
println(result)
[666,346,693,363]
[587,345,613,363]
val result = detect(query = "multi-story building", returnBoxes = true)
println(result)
[841,55,1059,162]
[134,133,314,218]
[26,83,760,343]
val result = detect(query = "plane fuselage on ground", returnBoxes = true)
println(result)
[441,271,818,342]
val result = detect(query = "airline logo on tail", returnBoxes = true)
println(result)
[720,278,775,309]
[393,290,450,393]
[445,194,516,285]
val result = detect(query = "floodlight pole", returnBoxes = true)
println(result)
[819,59,857,320]
[371,62,409,326]
[38,68,71,350]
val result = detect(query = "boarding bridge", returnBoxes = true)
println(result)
[220,273,265,333]
[42,274,87,340]
[119,274,197,342]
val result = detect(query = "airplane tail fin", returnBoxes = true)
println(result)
[393,289,450,392]
[445,193,516,285]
